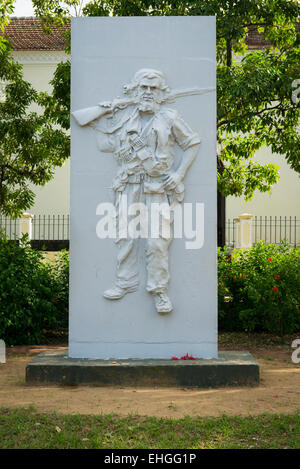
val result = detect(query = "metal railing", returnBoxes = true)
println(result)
[1,214,299,248]
[0,216,20,240]
[32,214,70,241]
[226,216,300,248]
[0,214,69,241]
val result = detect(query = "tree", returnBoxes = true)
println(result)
[32,0,300,204]
[0,39,69,217]
[0,0,14,50]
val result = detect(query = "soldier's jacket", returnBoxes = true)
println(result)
[93,106,200,201]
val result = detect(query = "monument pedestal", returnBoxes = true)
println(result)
[26,350,259,387]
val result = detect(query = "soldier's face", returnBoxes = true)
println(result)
[137,77,162,113]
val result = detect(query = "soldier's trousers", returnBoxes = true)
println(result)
[114,183,172,294]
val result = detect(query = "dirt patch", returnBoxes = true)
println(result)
[1,345,299,417]
[6,345,67,357]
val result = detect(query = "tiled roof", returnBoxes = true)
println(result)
[3,17,67,51]
[247,22,300,49]
[3,18,297,51]
[246,24,273,50]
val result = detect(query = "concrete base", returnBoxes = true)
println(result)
[26,350,259,387]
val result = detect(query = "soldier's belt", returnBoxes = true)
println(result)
[129,134,146,151]
[116,135,149,163]
[116,146,133,162]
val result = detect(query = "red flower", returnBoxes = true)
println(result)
[180,353,196,360]
[242,274,247,278]
[171,356,178,360]
[268,258,272,262]
[53,297,58,302]
[275,275,280,280]
[233,275,236,281]
[272,287,278,293]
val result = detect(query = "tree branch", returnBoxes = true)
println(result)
[217,103,283,129]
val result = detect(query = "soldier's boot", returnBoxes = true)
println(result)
[153,292,173,314]
[103,284,138,300]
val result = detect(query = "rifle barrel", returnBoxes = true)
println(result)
[164,87,215,103]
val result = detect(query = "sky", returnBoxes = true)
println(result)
[12,0,90,17]
[12,0,35,16]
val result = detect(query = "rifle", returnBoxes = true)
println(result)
[72,87,215,127]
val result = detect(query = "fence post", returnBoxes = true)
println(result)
[233,217,241,248]
[239,213,253,249]
[19,213,34,242]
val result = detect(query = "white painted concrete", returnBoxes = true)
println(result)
[69,17,217,359]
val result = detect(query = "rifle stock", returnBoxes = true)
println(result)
[72,105,105,126]
[72,97,135,126]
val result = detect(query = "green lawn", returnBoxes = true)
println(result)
[0,408,299,449]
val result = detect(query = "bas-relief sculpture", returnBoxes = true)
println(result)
[72,68,213,315]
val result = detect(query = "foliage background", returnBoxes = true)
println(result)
[0,42,69,218]
[218,242,300,335]
[0,236,68,345]
[32,0,300,202]
[0,239,299,345]
[0,1,299,344]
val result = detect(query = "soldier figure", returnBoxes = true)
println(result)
[72,69,201,314]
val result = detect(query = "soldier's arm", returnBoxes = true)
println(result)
[178,144,200,179]
[163,111,201,190]
[163,144,200,190]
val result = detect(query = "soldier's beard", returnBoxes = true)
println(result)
[138,100,159,113]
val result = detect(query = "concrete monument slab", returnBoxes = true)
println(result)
[69,17,217,359]
[26,351,260,387]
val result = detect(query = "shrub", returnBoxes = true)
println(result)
[1,232,299,344]
[218,241,300,335]
[48,249,69,330]
[0,234,68,345]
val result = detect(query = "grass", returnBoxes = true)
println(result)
[0,407,299,449]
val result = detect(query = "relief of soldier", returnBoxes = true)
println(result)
[72,69,213,314]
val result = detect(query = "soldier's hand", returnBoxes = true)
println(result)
[163,172,182,190]
[99,101,113,109]
[98,101,115,116]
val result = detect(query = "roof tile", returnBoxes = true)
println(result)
[3,17,67,51]
[3,18,296,52]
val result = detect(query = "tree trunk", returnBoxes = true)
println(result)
[217,190,226,248]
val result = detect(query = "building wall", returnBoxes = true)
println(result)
[226,145,300,219]
[13,50,70,216]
